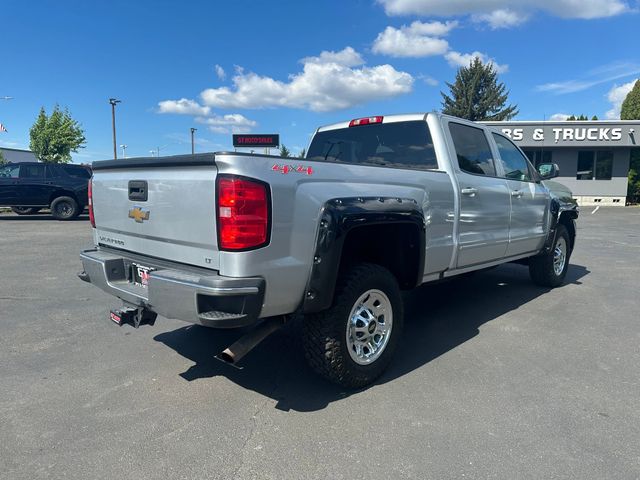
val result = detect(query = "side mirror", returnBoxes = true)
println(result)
[537,163,559,180]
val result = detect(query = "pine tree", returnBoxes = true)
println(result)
[298,148,306,158]
[567,115,576,121]
[441,57,518,121]
[591,115,598,120]
[279,144,291,158]
[621,80,640,120]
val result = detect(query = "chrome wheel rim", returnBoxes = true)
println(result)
[346,289,393,365]
[553,237,567,276]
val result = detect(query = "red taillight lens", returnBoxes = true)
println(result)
[217,176,270,251]
[349,116,384,127]
[88,179,96,228]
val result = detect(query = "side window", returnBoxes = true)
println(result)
[492,133,532,182]
[45,165,60,178]
[63,166,91,179]
[449,122,496,176]
[0,165,20,178]
[19,164,45,179]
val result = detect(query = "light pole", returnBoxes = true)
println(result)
[190,128,197,155]
[149,150,156,157]
[120,144,128,159]
[109,98,121,159]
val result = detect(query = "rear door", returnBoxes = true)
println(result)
[492,133,549,256]
[17,163,47,205]
[0,164,21,205]
[446,121,511,268]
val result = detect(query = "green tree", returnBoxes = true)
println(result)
[621,80,640,120]
[298,147,306,158]
[441,57,518,121]
[567,115,576,121]
[0,150,7,166]
[591,115,599,120]
[279,144,291,158]
[628,150,640,203]
[29,105,86,163]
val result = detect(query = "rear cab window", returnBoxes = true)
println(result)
[307,120,439,171]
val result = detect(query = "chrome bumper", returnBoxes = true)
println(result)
[79,248,265,328]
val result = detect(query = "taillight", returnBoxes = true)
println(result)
[216,175,270,251]
[88,178,96,228]
[349,116,384,127]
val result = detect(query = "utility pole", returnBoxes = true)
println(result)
[120,144,127,159]
[190,127,197,155]
[109,98,121,159]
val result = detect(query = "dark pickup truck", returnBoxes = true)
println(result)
[0,162,91,220]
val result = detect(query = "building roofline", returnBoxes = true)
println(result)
[0,146,33,153]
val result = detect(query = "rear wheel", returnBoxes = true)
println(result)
[50,196,80,220]
[11,207,41,215]
[529,224,571,287]
[303,263,403,388]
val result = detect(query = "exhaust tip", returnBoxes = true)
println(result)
[215,350,243,370]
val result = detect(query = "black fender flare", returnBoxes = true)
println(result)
[302,197,426,314]
[540,198,578,255]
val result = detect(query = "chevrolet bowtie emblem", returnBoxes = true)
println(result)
[128,207,150,223]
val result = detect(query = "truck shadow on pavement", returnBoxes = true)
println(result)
[154,262,589,412]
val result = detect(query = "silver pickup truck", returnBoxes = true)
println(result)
[79,113,578,387]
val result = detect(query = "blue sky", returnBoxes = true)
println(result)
[1,0,639,162]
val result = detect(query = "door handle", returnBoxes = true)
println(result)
[511,190,523,198]
[461,187,478,196]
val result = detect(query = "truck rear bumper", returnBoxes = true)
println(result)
[79,248,265,328]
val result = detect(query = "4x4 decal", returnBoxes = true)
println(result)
[271,164,314,175]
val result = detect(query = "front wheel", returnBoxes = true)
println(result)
[303,263,404,389]
[529,224,571,287]
[50,196,80,220]
[11,207,41,215]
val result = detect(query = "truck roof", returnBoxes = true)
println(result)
[316,113,432,133]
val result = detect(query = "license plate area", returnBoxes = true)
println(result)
[130,262,155,287]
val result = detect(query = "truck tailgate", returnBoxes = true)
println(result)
[91,155,219,270]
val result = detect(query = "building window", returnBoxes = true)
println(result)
[577,150,613,180]
[524,150,552,168]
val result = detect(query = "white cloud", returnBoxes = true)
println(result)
[445,51,509,74]
[301,46,364,67]
[605,79,638,119]
[372,21,454,57]
[215,65,226,80]
[549,113,571,121]
[378,0,630,18]
[199,47,413,112]
[418,74,439,86]
[536,63,640,94]
[471,9,529,29]
[157,98,210,116]
[195,113,257,134]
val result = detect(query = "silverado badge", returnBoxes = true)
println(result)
[128,206,150,223]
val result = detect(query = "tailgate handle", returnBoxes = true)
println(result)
[128,180,148,201]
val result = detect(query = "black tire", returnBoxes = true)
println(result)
[11,207,41,215]
[529,224,571,287]
[50,196,80,220]
[303,263,404,389]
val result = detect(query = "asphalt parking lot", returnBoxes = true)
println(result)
[1,208,639,479]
